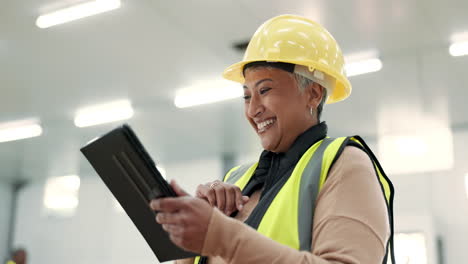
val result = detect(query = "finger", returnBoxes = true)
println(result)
[195,184,207,198]
[196,184,216,206]
[225,187,236,215]
[213,185,226,212]
[235,188,244,211]
[162,224,183,236]
[150,197,187,212]
[242,196,250,203]
[209,180,224,206]
[205,188,217,207]
[170,180,190,197]
[156,212,182,225]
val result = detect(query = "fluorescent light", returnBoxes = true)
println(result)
[44,175,80,214]
[0,119,42,143]
[394,233,428,264]
[344,51,382,77]
[36,0,121,29]
[449,32,468,57]
[345,58,382,77]
[74,99,134,128]
[378,127,454,175]
[449,41,468,57]
[175,79,243,108]
[44,196,79,210]
[394,136,428,157]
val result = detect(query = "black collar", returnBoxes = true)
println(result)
[259,121,328,169]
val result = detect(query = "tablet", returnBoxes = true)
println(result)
[80,124,195,262]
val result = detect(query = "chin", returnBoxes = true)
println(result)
[260,139,277,152]
[260,140,271,151]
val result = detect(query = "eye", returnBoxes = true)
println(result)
[243,94,251,101]
[259,87,271,94]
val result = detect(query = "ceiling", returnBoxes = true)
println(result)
[1,0,468,183]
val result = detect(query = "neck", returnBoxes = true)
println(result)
[270,121,321,153]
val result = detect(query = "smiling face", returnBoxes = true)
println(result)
[243,67,322,153]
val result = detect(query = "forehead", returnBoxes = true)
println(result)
[243,67,294,88]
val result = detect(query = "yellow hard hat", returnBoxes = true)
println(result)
[223,14,352,104]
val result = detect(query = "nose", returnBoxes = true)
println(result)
[247,94,264,118]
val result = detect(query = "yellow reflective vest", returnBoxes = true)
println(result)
[195,136,394,264]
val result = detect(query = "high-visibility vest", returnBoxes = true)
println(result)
[195,136,395,264]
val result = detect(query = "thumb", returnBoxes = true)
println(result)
[170,180,189,197]
[242,196,249,202]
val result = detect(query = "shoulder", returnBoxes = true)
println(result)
[316,142,384,213]
[327,144,376,187]
[338,145,373,169]
[314,144,390,245]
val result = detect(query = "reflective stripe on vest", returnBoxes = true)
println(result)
[195,136,394,264]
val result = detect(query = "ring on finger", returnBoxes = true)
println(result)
[210,182,221,189]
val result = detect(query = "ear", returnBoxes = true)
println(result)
[305,82,324,109]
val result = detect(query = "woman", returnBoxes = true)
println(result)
[150,15,394,264]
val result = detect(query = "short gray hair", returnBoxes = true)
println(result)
[294,73,327,121]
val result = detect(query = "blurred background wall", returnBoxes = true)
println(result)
[1,0,468,263]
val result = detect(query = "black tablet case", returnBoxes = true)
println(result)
[80,124,195,262]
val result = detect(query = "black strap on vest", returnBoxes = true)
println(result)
[350,136,395,264]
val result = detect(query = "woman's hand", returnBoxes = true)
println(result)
[149,180,213,253]
[196,180,249,216]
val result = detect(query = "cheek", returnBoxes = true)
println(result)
[269,99,291,120]
[274,99,306,126]
[244,107,252,122]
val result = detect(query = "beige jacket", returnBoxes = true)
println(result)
[176,146,390,264]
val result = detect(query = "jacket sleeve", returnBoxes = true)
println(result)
[200,147,390,264]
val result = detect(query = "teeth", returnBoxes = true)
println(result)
[257,119,275,130]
